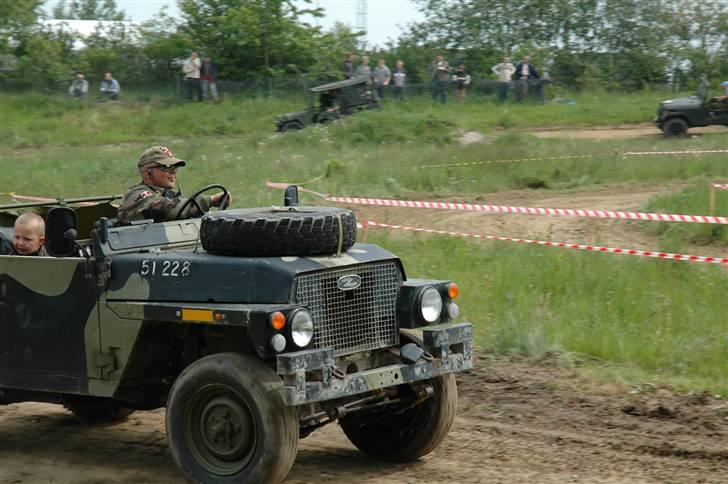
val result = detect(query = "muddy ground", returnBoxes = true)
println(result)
[1,356,726,483]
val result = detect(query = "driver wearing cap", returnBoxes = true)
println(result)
[117,146,230,223]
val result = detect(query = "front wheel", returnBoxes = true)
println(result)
[339,374,457,462]
[662,117,688,137]
[166,353,298,484]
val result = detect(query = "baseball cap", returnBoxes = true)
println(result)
[138,146,187,168]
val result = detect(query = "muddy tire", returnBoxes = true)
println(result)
[340,373,457,462]
[662,117,688,137]
[64,398,135,424]
[166,353,298,484]
[200,206,357,257]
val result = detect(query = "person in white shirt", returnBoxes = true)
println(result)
[492,56,515,102]
[182,52,202,102]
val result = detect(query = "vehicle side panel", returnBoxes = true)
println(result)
[0,256,100,394]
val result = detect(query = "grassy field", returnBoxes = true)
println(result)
[1,91,727,395]
[3,89,673,148]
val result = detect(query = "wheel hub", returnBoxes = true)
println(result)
[187,386,257,475]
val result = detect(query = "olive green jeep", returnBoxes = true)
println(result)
[0,186,473,483]
[275,78,380,132]
[654,81,728,136]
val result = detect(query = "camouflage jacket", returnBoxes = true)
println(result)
[117,182,211,223]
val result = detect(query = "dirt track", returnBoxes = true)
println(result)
[526,123,728,140]
[1,356,726,483]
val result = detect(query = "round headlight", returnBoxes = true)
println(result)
[419,287,443,323]
[291,310,314,347]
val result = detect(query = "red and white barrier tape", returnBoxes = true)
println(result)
[329,195,728,224]
[359,220,728,266]
[624,149,728,156]
[390,149,728,170]
[711,183,728,190]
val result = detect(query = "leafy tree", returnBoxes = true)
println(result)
[15,30,75,90]
[52,0,127,21]
[177,0,324,78]
[0,0,43,53]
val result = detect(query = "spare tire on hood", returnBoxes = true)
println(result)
[200,206,357,257]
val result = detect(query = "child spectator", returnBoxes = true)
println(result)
[453,64,471,101]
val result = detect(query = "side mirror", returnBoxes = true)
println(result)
[46,207,78,257]
[284,185,299,207]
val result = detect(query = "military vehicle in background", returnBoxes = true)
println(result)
[654,80,728,136]
[0,186,473,483]
[275,78,380,132]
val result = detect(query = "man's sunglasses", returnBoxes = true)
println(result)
[153,165,179,173]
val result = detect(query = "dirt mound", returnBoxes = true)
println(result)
[1,355,725,483]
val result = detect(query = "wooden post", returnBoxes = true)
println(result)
[709,183,716,215]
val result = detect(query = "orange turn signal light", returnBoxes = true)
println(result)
[447,283,459,299]
[270,311,286,330]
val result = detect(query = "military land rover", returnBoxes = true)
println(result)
[654,81,728,136]
[0,186,473,483]
[275,78,380,132]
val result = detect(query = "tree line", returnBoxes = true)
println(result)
[1,0,726,91]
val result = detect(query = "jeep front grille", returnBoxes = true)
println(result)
[294,262,401,356]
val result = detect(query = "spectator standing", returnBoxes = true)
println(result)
[514,55,540,102]
[68,72,88,99]
[429,54,450,104]
[491,56,515,102]
[201,56,218,102]
[392,60,407,101]
[372,59,391,100]
[99,72,121,100]
[343,53,355,79]
[354,56,372,85]
[453,64,471,101]
[182,52,202,102]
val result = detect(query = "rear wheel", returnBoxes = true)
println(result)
[662,117,688,137]
[166,353,298,484]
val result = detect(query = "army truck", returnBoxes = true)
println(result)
[275,78,380,132]
[0,186,473,483]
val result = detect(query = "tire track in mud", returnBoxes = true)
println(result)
[1,357,725,484]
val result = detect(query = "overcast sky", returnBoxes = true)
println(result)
[43,0,424,47]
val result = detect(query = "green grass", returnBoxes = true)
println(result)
[1,89,675,149]
[1,92,727,396]
[642,182,728,252]
[369,232,728,396]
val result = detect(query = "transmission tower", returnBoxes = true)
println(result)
[355,0,368,51]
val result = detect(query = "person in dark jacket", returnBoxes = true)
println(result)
[201,56,218,101]
[343,53,355,79]
[514,56,540,102]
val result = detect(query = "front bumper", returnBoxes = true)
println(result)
[276,322,473,406]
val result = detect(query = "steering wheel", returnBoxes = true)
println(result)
[175,184,230,220]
